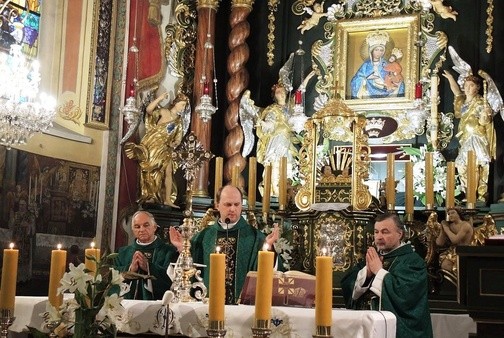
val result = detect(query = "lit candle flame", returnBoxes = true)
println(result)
[262,243,270,251]
[90,242,95,249]
[216,246,221,253]
[321,247,327,256]
[9,243,14,249]
[57,243,62,250]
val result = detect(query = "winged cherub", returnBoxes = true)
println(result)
[297,1,327,34]
[442,46,502,202]
[429,0,459,21]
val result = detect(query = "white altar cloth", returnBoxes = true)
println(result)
[11,296,396,338]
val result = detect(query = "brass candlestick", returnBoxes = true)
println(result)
[206,320,226,337]
[313,325,333,338]
[251,319,272,338]
[0,309,14,338]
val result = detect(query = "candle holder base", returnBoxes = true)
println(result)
[252,319,271,338]
[0,309,15,338]
[313,325,333,337]
[207,320,226,337]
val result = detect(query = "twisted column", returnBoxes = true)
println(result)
[224,0,255,187]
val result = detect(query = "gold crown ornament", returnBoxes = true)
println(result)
[366,30,390,50]
[390,47,403,59]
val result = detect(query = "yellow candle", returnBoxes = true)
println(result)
[445,161,455,209]
[214,157,223,201]
[85,242,100,275]
[262,165,272,214]
[254,248,274,322]
[425,152,434,209]
[231,164,240,187]
[48,244,67,308]
[278,157,287,210]
[405,161,414,215]
[209,252,225,322]
[0,243,19,311]
[466,150,477,207]
[248,157,257,210]
[386,153,395,210]
[315,254,333,327]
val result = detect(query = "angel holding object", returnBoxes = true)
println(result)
[124,91,191,207]
[240,83,299,198]
[442,46,502,202]
[240,53,314,199]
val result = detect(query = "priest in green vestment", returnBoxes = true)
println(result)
[341,213,433,338]
[115,210,178,300]
[170,185,279,304]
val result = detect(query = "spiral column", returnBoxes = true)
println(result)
[224,0,255,188]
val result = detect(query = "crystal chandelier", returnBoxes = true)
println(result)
[0,44,56,149]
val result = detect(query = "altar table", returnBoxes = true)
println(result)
[10,296,395,338]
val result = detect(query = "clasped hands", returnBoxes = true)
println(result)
[366,247,383,278]
[129,251,149,272]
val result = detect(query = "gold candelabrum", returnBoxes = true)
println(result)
[207,320,226,337]
[313,325,333,338]
[170,132,214,303]
[251,319,272,338]
[0,309,14,338]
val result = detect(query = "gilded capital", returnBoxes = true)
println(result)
[196,0,220,10]
[231,0,255,10]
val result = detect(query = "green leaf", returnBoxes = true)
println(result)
[400,146,421,158]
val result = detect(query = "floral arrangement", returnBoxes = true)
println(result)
[261,220,294,270]
[402,145,460,207]
[32,253,129,338]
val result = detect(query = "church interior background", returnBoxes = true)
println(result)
[0,0,503,330]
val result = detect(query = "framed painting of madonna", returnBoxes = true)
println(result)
[334,15,420,111]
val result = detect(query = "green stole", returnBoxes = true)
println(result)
[191,218,266,304]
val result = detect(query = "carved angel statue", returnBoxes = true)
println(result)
[124,91,191,207]
[239,53,313,198]
[471,214,497,246]
[442,45,501,202]
[297,1,327,34]
[429,0,458,21]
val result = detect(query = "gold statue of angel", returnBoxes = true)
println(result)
[239,53,314,198]
[442,46,502,202]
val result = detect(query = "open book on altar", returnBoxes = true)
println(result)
[238,270,316,308]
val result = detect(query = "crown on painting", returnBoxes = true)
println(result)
[366,30,390,49]
[391,47,403,59]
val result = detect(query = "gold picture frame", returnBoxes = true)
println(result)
[334,15,420,111]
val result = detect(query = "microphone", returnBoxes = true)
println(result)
[224,218,231,256]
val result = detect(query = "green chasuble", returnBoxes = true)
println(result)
[341,244,433,338]
[115,237,178,300]
[191,217,266,304]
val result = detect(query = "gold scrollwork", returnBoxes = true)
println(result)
[165,2,197,95]
[486,0,494,53]
[317,213,353,272]
[266,0,279,66]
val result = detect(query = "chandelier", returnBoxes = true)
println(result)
[0,44,56,149]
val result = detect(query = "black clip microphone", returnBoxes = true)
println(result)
[224,218,231,255]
